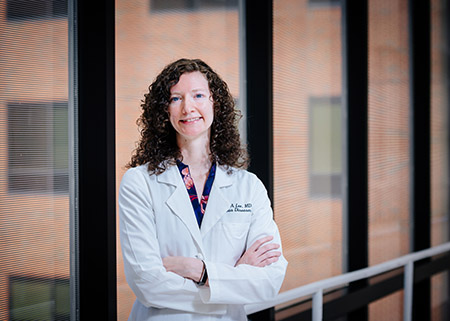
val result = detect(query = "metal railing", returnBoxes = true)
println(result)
[245,242,450,321]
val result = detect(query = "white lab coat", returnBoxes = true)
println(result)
[119,163,288,321]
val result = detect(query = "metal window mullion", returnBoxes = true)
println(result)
[342,0,368,320]
[245,0,274,320]
[408,0,431,320]
[76,0,116,319]
[245,0,273,201]
[68,0,79,319]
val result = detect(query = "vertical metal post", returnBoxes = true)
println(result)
[312,289,323,321]
[68,0,79,319]
[342,0,369,319]
[408,0,431,319]
[245,0,273,202]
[77,0,117,319]
[404,261,414,321]
[245,1,273,320]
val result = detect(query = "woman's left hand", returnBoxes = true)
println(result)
[162,256,204,282]
[235,235,281,267]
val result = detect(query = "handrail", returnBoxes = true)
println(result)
[245,242,450,321]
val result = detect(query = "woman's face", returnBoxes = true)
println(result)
[168,71,214,143]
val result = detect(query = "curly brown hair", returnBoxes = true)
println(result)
[127,58,249,174]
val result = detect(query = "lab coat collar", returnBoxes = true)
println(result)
[155,163,180,186]
[157,164,235,248]
[158,165,203,249]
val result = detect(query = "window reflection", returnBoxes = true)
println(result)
[273,0,343,295]
[309,97,342,198]
[8,101,69,194]
[9,276,69,321]
[6,0,68,21]
[0,0,70,319]
[150,0,238,12]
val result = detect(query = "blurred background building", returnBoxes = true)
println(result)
[0,0,448,320]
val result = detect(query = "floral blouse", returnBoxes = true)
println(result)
[176,160,217,227]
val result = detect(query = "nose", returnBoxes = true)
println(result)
[181,96,196,114]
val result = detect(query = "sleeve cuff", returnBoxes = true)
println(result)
[198,260,216,303]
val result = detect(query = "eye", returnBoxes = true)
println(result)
[170,96,180,103]
[195,93,204,99]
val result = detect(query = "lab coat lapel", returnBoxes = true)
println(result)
[157,165,203,249]
[200,165,234,237]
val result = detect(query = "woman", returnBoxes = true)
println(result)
[119,58,287,321]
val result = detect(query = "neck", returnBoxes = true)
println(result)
[177,134,212,172]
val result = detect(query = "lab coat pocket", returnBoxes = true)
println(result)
[222,222,249,240]
[219,221,250,264]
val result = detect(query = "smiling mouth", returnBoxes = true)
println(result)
[180,117,202,123]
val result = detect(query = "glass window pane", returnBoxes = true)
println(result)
[369,290,404,320]
[273,0,343,298]
[115,1,240,319]
[368,0,410,318]
[0,0,71,319]
[368,0,410,265]
[432,272,449,321]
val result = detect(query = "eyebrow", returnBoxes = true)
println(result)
[170,88,209,95]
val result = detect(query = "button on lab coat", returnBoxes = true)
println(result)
[119,164,288,320]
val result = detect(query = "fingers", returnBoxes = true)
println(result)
[249,235,274,252]
[257,254,281,267]
[242,236,281,266]
[254,250,281,267]
[235,235,282,267]
[255,242,280,256]
[236,249,280,267]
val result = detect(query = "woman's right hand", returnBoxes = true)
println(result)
[235,235,281,267]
